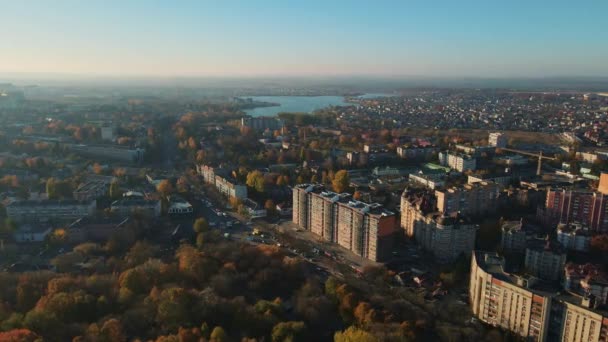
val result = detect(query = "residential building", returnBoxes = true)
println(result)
[525,238,567,281]
[73,180,108,202]
[557,223,591,252]
[196,164,248,199]
[501,220,528,252]
[438,152,477,172]
[241,116,284,131]
[372,166,400,177]
[435,181,500,216]
[564,263,608,306]
[411,213,477,262]
[214,175,248,199]
[401,189,476,262]
[539,188,608,233]
[6,200,96,223]
[469,252,551,341]
[396,145,438,159]
[489,132,508,148]
[409,173,445,190]
[110,198,161,217]
[293,184,396,261]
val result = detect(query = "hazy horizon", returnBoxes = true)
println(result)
[2,1,608,79]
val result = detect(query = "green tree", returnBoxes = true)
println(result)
[196,233,205,249]
[210,326,227,342]
[332,170,350,193]
[271,321,307,342]
[193,218,209,234]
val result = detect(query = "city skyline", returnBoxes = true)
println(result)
[2,0,608,78]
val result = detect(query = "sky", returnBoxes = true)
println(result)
[1,0,607,78]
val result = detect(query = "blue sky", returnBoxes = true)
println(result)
[1,0,607,77]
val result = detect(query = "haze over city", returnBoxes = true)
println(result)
[2,0,608,78]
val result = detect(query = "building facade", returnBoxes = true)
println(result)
[6,200,97,223]
[110,199,161,217]
[524,239,567,281]
[435,181,500,217]
[439,152,477,172]
[539,189,608,233]
[489,132,508,148]
[470,251,608,342]
[293,184,396,261]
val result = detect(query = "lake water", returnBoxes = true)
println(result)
[242,93,393,117]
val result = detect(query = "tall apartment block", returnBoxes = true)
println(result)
[470,251,608,342]
[489,132,508,148]
[292,184,396,261]
[539,188,608,233]
[401,189,477,262]
[435,181,500,216]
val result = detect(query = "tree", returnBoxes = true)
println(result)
[157,180,174,197]
[210,326,227,342]
[109,180,122,199]
[334,326,378,342]
[193,218,209,233]
[124,241,157,267]
[276,175,288,186]
[590,234,608,254]
[271,321,307,342]
[0,329,40,342]
[196,233,205,249]
[332,170,350,193]
[246,171,265,193]
[265,199,276,217]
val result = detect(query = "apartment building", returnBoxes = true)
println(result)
[439,152,477,172]
[489,132,508,148]
[557,223,591,252]
[73,180,108,202]
[6,199,97,223]
[435,181,500,216]
[469,252,552,341]
[539,188,608,233]
[401,190,476,262]
[292,184,396,261]
[241,116,284,131]
[396,145,438,159]
[524,238,567,281]
[501,220,528,252]
[471,251,608,342]
[196,164,248,199]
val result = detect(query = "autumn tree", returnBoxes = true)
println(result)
[193,218,209,234]
[334,326,378,342]
[246,171,265,193]
[332,170,350,193]
[265,199,276,217]
[157,180,174,197]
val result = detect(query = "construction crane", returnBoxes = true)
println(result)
[500,148,557,176]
